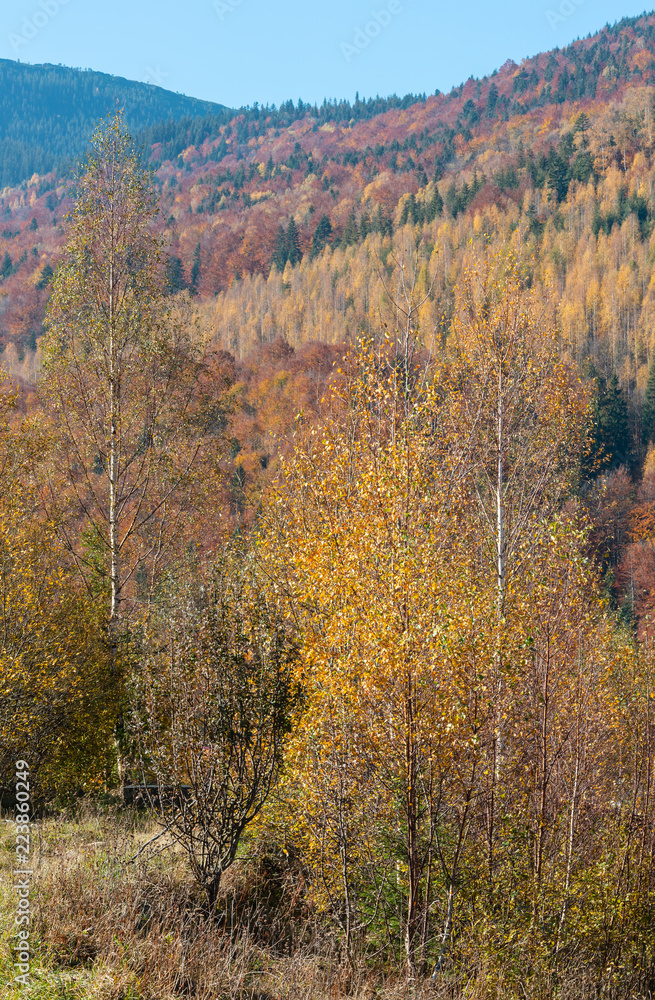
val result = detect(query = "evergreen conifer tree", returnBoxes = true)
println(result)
[165,255,186,294]
[190,241,201,295]
[486,82,499,117]
[286,218,302,266]
[271,226,288,272]
[310,214,332,259]
[400,195,418,226]
[642,353,655,444]
[342,210,358,247]
[547,153,569,202]
[426,188,443,222]
[603,372,631,469]
[36,263,53,289]
[585,370,632,475]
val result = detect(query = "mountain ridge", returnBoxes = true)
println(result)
[2,10,655,376]
[0,58,229,188]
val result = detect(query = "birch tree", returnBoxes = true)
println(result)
[449,252,588,611]
[446,252,589,880]
[261,338,484,974]
[262,256,593,974]
[40,112,228,631]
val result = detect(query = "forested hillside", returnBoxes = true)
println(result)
[0,59,227,187]
[6,17,655,1000]
[4,12,655,372]
[4,13,655,634]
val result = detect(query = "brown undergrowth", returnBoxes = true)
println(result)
[0,803,646,1000]
[0,802,386,1000]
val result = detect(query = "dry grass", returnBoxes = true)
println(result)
[0,802,386,1000]
[0,803,649,1000]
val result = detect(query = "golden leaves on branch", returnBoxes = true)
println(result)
[258,249,629,967]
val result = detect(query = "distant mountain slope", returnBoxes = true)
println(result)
[0,59,427,189]
[130,8,655,298]
[6,11,655,378]
[0,60,228,187]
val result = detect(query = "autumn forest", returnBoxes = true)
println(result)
[5,12,655,1000]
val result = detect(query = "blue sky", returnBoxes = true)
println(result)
[1,0,652,109]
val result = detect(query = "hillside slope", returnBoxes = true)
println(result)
[0,59,228,187]
[3,11,655,380]
[3,14,655,633]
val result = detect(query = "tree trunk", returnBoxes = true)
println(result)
[434,883,454,974]
[496,373,506,614]
[108,164,120,628]
[489,368,506,884]
[405,676,420,976]
[338,772,354,961]
[556,723,580,952]
[207,871,222,912]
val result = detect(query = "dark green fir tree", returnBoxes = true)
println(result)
[341,210,358,247]
[286,218,302,266]
[190,241,201,295]
[165,254,186,294]
[642,352,655,445]
[310,214,332,259]
[585,370,632,476]
[271,226,288,272]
